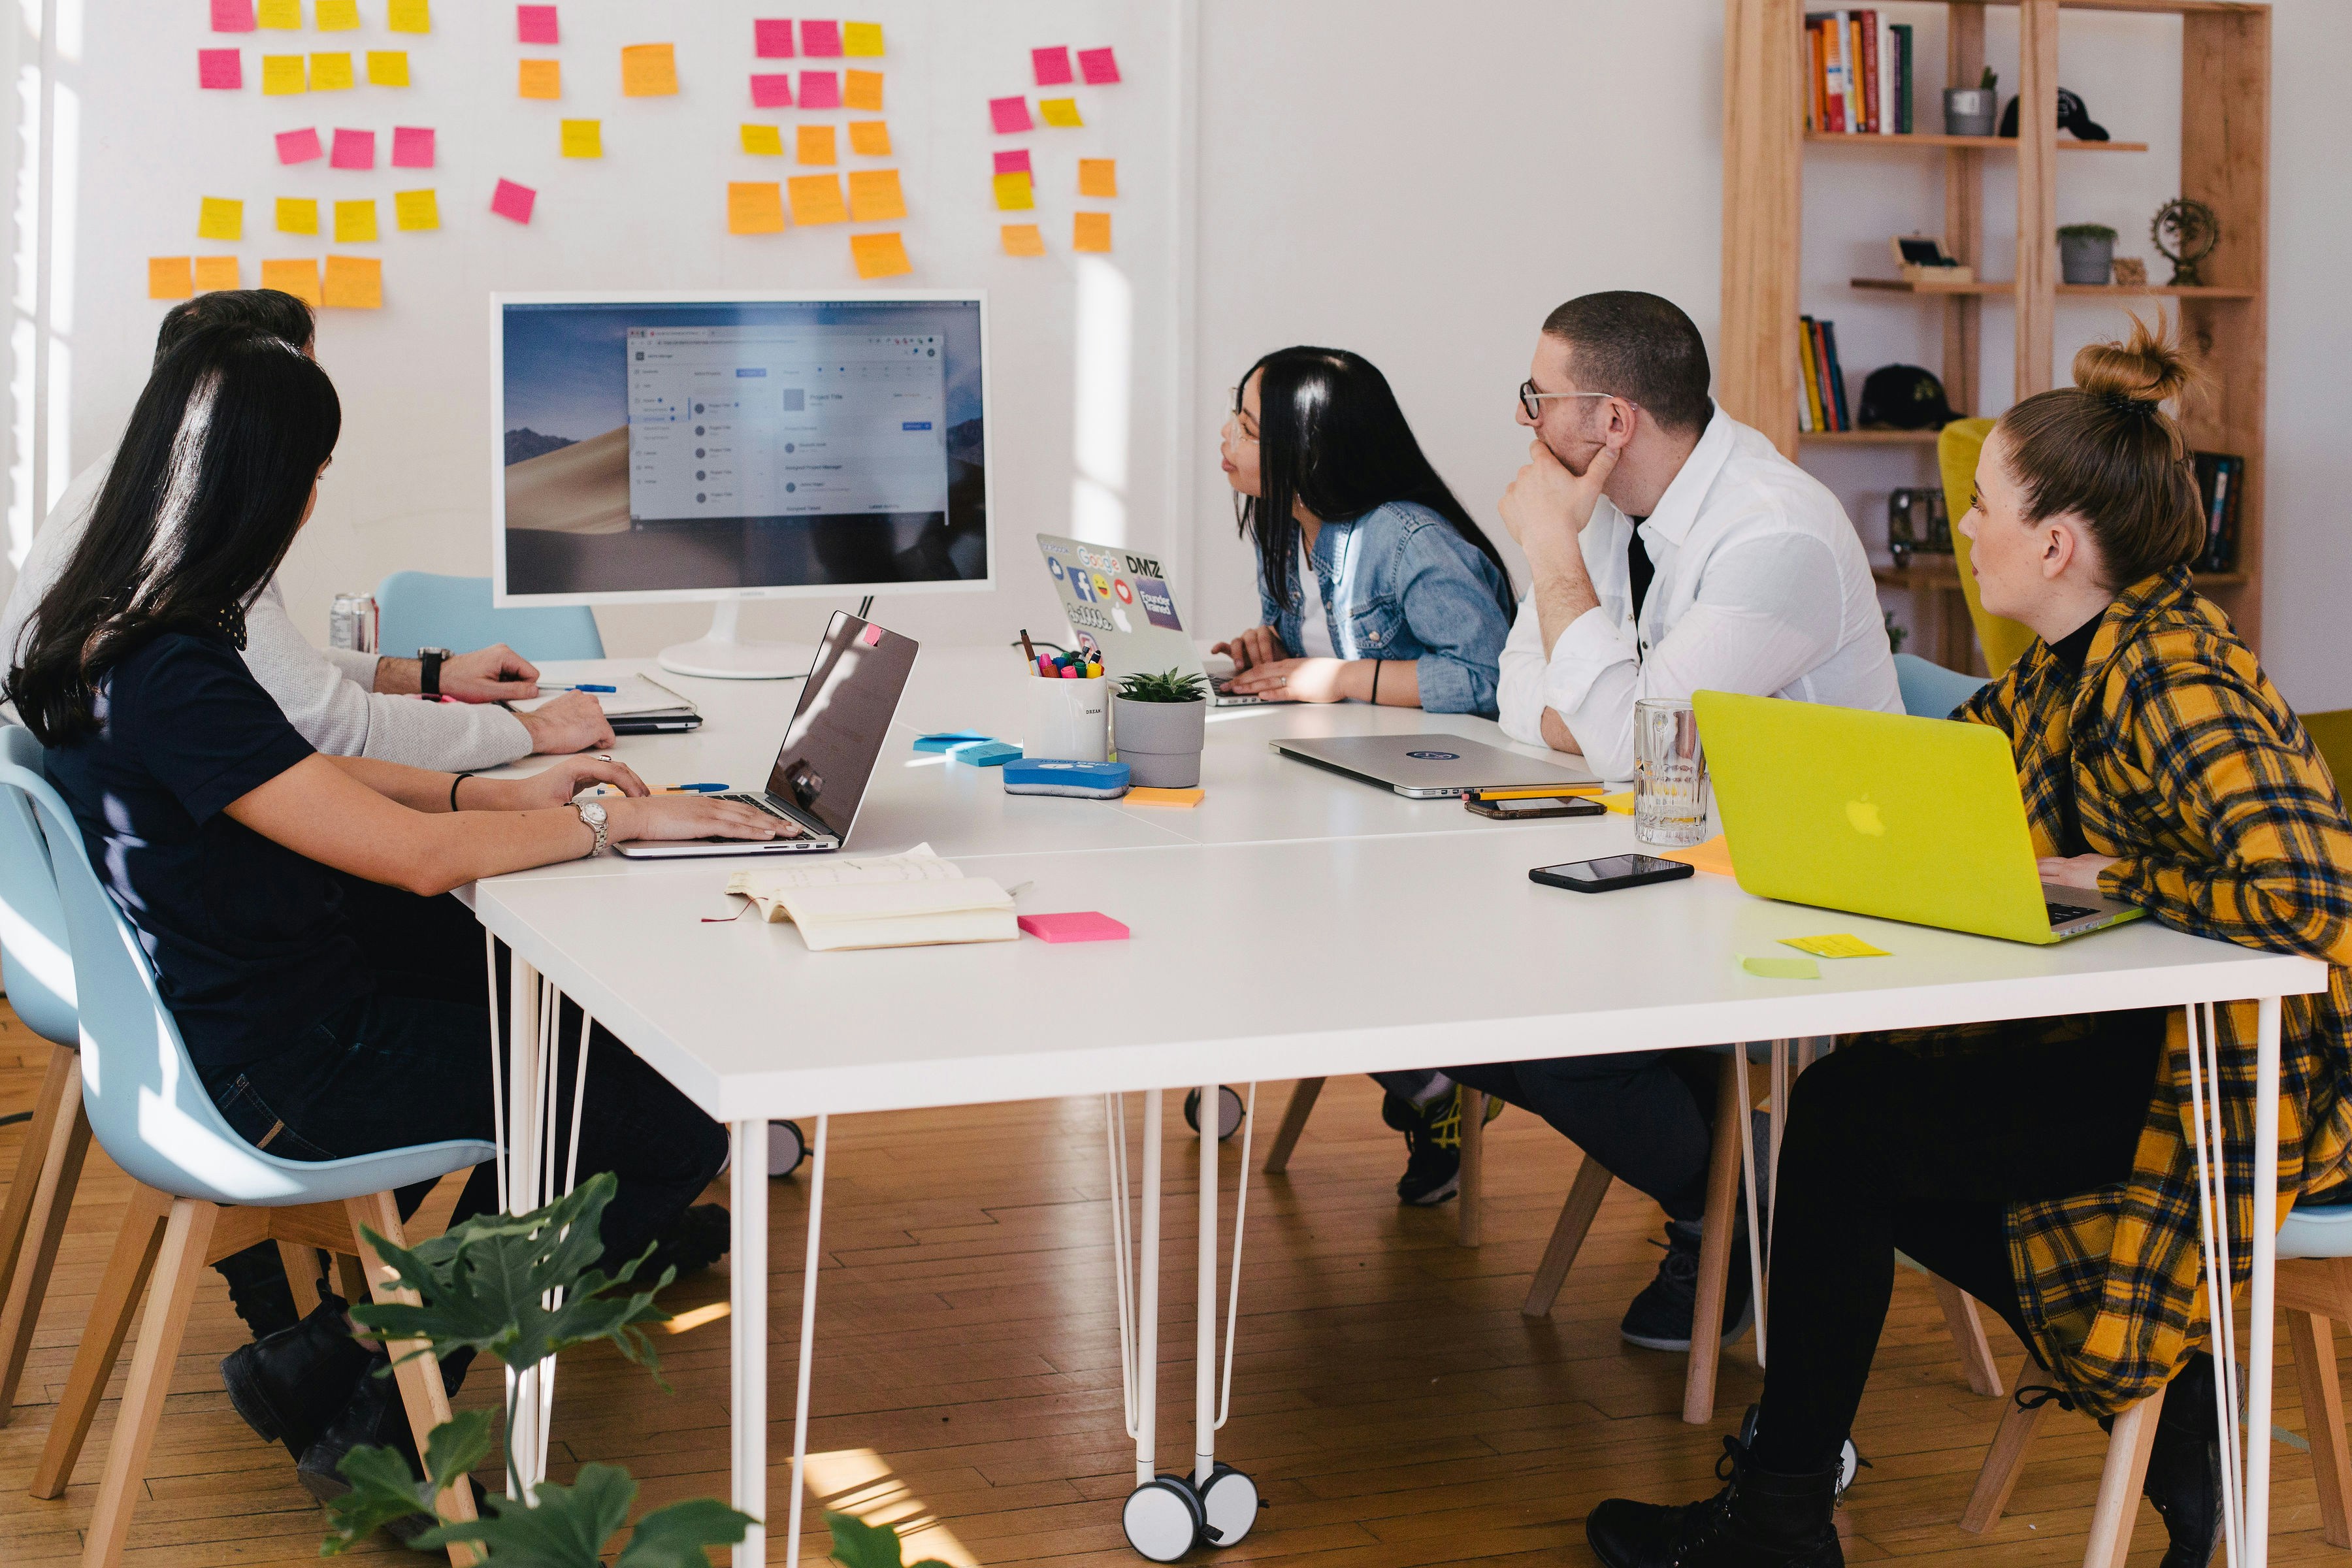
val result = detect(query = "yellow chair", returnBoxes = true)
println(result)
[2302,711,2352,793]
[1937,418,2038,677]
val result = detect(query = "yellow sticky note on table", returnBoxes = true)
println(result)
[262,54,306,93]
[787,173,846,225]
[841,22,883,56]
[849,231,910,280]
[393,188,439,231]
[276,196,319,234]
[1781,933,1891,960]
[322,254,381,308]
[517,59,560,99]
[310,52,353,90]
[740,123,783,156]
[199,196,244,240]
[1073,210,1112,253]
[620,43,677,97]
[261,257,321,306]
[386,0,430,33]
[796,124,836,165]
[333,198,378,242]
[727,182,785,235]
[1000,222,1045,256]
[367,50,410,86]
[843,69,883,111]
[845,168,903,222]
[847,120,890,156]
[561,119,602,158]
[1660,834,1736,879]
[194,256,240,292]
[992,171,1033,211]
[1597,790,1635,814]
[148,257,194,301]
[315,0,357,29]
[1126,786,1203,808]
[1039,97,1083,128]
[1741,955,1821,981]
[1079,158,1117,199]
[257,0,300,26]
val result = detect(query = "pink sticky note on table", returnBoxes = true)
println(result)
[1032,46,1072,86]
[329,127,375,169]
[212,0,256,31]
[491,178,536,225]
[1018,911,1129,944]
[993,148,1032,176]
[391,125,434,168]
[754,18,794,57]
[990,95,1032,135]
[276,126,323,163]
[199,48,243,89]
[1077,46,1120,85]
[750,73,793,107]
[800,19,841,57]
[516,5,558,44]
[798,69,840,109]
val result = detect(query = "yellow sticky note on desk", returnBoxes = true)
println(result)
[561,119,602,158]
[310,51,353,90]
[796,124,836,165]
[787,173,845,225]
[727,182,785,235]
[843,69,883,111]
[260,257,321,306]
[276,196,319,234]
[1127,787,1203,808]
[366,50,409,86]
[517,59,561,99]
[1038,96,1083,127]
[199,196,244,240]
[1078,157,1117,198]
[845,167,903,221]
[740,123,783,156]
[333,198,377,242]
[194,255,240,291]
[315,0,358,28]
[148,257,194,300]
[847,120,890,156]
[322,253,380,308]
[1597,790,1635,814]
[1781,933,1890,960]
[385,0,430,33]
[620,42,678,97]
[1659,834,1735,879]
[393,188,439,231]
[1741,955,1821,981]
[262,54,306,94]
[992,171,1033,211]
[841,21,884,56]
[849,231,910,280]
[1072,210,1112,253]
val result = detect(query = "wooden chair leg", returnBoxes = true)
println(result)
[1524,1154,1613,1317]
[347,1191,480,1560]
[32,1183,171,1499]
[2291,1308,2352,1548]
[2082,1388,2162,1568]
[0,1047,77,1305]
[1932,1273,2006,1397]
[1456,1089,1486,1248]
[1682,1053,1745,1426]
[80,1198,219,1568]
[1959,1373,2050,1531]
[278,1242,323,1318]
[0,1051,89,1422]
[1260,1077,1324,1175]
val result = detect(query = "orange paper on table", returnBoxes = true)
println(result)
[845,168,903,221]
[740,123,783,156]
[786,173,845,225]
[1078,158,1117,198]
[194,256,240,291]
[843,69,882,111]
[260,257,321,306]
[322,253,381,308]
[727,182,785,235]
[517,59,561,98]
[847,120,890,156]
[619,43,677,97]
[1000,222,1045,256]
[796,124,836,165]
[849,231,910,280]
[1660,835,1737,878]
[148,257,195,301]
[1073,211,1111,253]
[991,171,1032,211]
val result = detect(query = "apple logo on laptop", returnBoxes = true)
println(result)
[1846,796,1886,836]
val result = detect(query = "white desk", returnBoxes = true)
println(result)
[466,647,2326,1568]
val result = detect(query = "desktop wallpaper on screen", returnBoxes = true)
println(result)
[498,298,987,598]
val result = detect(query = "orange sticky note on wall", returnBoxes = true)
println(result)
[843,69,882,111]
[849,231,910,280]
[322,254,382,308]
[741,123,783,156]
[1078,158,1117,198]
[796,124,836,165]
[845,168,903,222]
[787,173,846,225]
[199,197,244,240]
[517,59,561,99]
[992,171,1033,212]
[847,120,890,156]
[727,182,785,235]
[1000,223,1045,257]
[261,257,322,306]
[148,257,195,301]
[1073,211,1112,253]
[194,256,240,291]
[620,43,678,97]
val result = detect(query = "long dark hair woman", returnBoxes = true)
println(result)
[8,324,784,1523]
[1211,347,1515,715]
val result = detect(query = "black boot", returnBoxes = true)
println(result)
[1588,1434,1844,1568]
[219,1290,374,1462]
[2144,1354,2224,1568]
[298,1354,483,1552]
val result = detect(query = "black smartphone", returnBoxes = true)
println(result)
[1465,794,1607,821]
[1529,854,1697,893]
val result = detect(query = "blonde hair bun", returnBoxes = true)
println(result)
[2071,312,2197,409]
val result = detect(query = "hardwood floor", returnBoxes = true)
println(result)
[3,1010,2346,1566]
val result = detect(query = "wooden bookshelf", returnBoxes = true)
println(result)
[1721,0,2272,654]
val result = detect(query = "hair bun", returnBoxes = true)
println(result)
[2070,312,2197,409]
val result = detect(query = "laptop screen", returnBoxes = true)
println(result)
[764,613,919,839]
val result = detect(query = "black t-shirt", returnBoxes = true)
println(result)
[1626,515,1656,625]
[2043,611,2104,857]
[46,631,368,1068]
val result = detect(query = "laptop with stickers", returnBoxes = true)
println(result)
[1034,532,1266,706]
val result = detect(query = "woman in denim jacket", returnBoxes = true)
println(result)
[1213,348,1515,717]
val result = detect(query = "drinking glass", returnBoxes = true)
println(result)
[1634,697,1711,847]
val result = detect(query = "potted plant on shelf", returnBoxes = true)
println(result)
[1113,668,1209,788]
[1945,66,1998,137]
[2059,223,2119,286]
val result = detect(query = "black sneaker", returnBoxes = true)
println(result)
[1620,1218,1755,1352]
[220,1290,374,1462]
[1384,1087,1503,1207]
[642,1203,732,1282]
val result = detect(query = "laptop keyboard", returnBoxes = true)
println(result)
[713,792,792,819]
[2046,901,2101,924]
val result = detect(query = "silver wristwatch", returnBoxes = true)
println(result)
[572,800,609,857]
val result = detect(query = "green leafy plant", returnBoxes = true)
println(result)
[2059,222,2119,241]
[319,1172,756,1568]
[1979,66,1998,93]
[1883,610,1908,657]
[826,1513,951,1568]
[1115,668,1208,704]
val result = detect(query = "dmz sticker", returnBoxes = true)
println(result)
[1135,577,1182,630]
[1405,750,1460,760]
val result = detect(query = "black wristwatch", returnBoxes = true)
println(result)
[419,647,453,697]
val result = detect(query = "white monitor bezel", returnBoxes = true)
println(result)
[488,287,993,608]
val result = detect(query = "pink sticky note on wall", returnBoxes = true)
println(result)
[391,125,434,167]
[212,0,256,31]
[276,126,323,163]
[516,5,558,44]
[798,69,840,109]
[329,128,376,170]
[1077,46,1120,85]
[491,178,536,225]
[989,95,1033,135]
[199,49,243,89]
[800,19,841,56]
[1032,46,1072,86]
[749,73,793,107]
[992,148,1032,176]
[754,18,794,57]
[1018,911,1130,944]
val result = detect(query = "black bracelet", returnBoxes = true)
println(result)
[1369,660,1382,705]
[449,774,465,813]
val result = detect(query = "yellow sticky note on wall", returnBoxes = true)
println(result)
[620,43,678,97]
[740,124,783,156]
[1000,222,1045,257]
[1078,158,1117,198]
[194,256,240,292]
[850,231,910,279]
[276,196,319,234]
[796,124,836,165]
[333,198,378,242]
[847,120,890,156]
[992,171,1033,211]
[1073,211,1111,252]
[727,182,785,235]
[786,174,846,225]
[262,54,306,94]
[386,0,430,33]
[148,257,195,301]
[256,0,300,27]
[561,119,602,158]
[322,254,382,308]
[310,52,353,90]
[843,69,883,111]
[841,22,884,57]
[517,59,561,99]
[315,0,358,29]
[845,168,903,222]
[261,257,321,306]
[199,197,244,240]
[393,188,439,231]
[367,51,410,86]
[1039,97,1083,128]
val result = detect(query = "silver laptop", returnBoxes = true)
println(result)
[614,612,917,859]
[1035,532,1265,706]
[1273,734,1599,799]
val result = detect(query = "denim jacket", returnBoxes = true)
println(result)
[1257,500,1512,717]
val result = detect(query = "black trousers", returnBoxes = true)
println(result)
[1449,1049,1723,1222]
[1750,1013,2166,1471]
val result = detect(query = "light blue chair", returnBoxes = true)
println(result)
[1894,651,1989,721]
[376,570,604,662]
[0,749,489,1563]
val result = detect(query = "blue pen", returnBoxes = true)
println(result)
[546,681,617,693]
[668,782,727,792]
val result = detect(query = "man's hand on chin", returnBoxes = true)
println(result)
[1499,438,1620,563]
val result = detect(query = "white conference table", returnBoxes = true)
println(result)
[461,644,2326,1568]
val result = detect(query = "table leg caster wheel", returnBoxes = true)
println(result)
[768,1119,808,1178]
[1122,1475,1204,1562]
[1181,1086,1245,1142]
[1198,1462,1258,1548]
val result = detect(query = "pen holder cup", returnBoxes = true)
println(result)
[1025,674,1110,762]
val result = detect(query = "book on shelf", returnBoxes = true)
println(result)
[1803,11,1906,135]
[1797,316,1851,432]
[2192,451,2244,572]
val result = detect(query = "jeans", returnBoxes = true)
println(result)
[1447,1049,1723,1222]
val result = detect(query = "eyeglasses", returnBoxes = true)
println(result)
[1519,380,1637,422]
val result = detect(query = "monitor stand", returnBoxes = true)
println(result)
[657,599,817,681]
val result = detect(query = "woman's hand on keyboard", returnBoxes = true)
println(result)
[507,756,650,808]
[608,795,799,844]
[2037,852,2117,891]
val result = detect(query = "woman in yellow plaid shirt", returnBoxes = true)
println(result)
[1590,318,2352,1568]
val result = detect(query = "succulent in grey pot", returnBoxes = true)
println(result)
[1945,67,1999,137]
[2059,222,2118,285]
[1113,668,1208,789]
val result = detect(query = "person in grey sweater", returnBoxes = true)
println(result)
[0,290,610,768]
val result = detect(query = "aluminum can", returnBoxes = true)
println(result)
[327,593,378,653]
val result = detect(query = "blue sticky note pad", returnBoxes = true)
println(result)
[947,739,1021,766]
[915,730,993,753]
[1004,759,1130,798]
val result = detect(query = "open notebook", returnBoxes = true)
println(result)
[725,844,1017,952]
[513,675,700,732]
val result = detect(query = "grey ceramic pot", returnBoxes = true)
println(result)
[1944,88,1997,137]
[2059,233,2115,286]
[1113,696,1207,788]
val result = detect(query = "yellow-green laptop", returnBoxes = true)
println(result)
[1692,689,2145,945]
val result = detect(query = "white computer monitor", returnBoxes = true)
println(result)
[490,289,992,678]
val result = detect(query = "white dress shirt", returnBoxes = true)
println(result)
[2,459,534,771]
[1497,404,1900,779]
